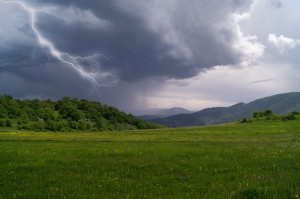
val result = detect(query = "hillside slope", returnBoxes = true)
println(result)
[137,107,194,120]
[152,92,300,127]
[0,95,162,131]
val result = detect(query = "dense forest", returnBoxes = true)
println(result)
[0,95,162,131]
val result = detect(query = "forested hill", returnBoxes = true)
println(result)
[0,95,162,131]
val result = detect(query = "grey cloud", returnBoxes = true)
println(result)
[0,0,258,110]
[20,0,254,81]
[0,61,96,100]
[271,0,283,8]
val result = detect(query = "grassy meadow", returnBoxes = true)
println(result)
[0,120,299,198]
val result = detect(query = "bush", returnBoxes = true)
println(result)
[5,119,12,127]
[45,120,70,132]
[291,111,299,115]
[32,121,46,131]
[18,124,31,130]
[252,112,259,118]
[0,105,7,118]
[240,118,251,123]
[281,114,297,121]
[264,109,273,116]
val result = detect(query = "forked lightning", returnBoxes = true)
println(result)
[0,0,109,87]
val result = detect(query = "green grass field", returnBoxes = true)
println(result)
[0,120,299,198]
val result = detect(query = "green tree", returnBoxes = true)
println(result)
[37,107,56,121]
[68,119,78,130]
[291,111,299,115]
[264,109,273,116]
[5,119,12,127]
[252,112,259,119]
[78,119,88,131]
[0,104,7,118]
[32,121,46,131]
[7,100,20,118]
[95,117,106,130]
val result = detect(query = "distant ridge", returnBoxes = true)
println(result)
[151,92,300,127]
[137,107,194,120]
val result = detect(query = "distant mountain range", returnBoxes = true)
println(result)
[137,107,194,120]
[151,92,300,127]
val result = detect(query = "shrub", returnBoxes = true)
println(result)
[32,121,45,131]
[240,118,252,123]
[264,109,273,116]
[252,112,259,119]
[291,111,299,115]
[5,119,12,127]
[281,114,296,121]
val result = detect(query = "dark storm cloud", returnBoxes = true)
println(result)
[0,60,95,100]
[35,1,196,81]
[17,0,254,81]
[0,0,257,110]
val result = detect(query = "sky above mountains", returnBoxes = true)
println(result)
[0,0,299,113]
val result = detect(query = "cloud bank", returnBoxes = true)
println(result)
[0,0,299,112]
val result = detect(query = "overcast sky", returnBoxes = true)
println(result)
[0,0,299,113]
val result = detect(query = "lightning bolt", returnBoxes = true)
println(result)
[0,0,111,87]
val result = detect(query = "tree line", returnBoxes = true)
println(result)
[239,109,299,123]
[0,95,163,131]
